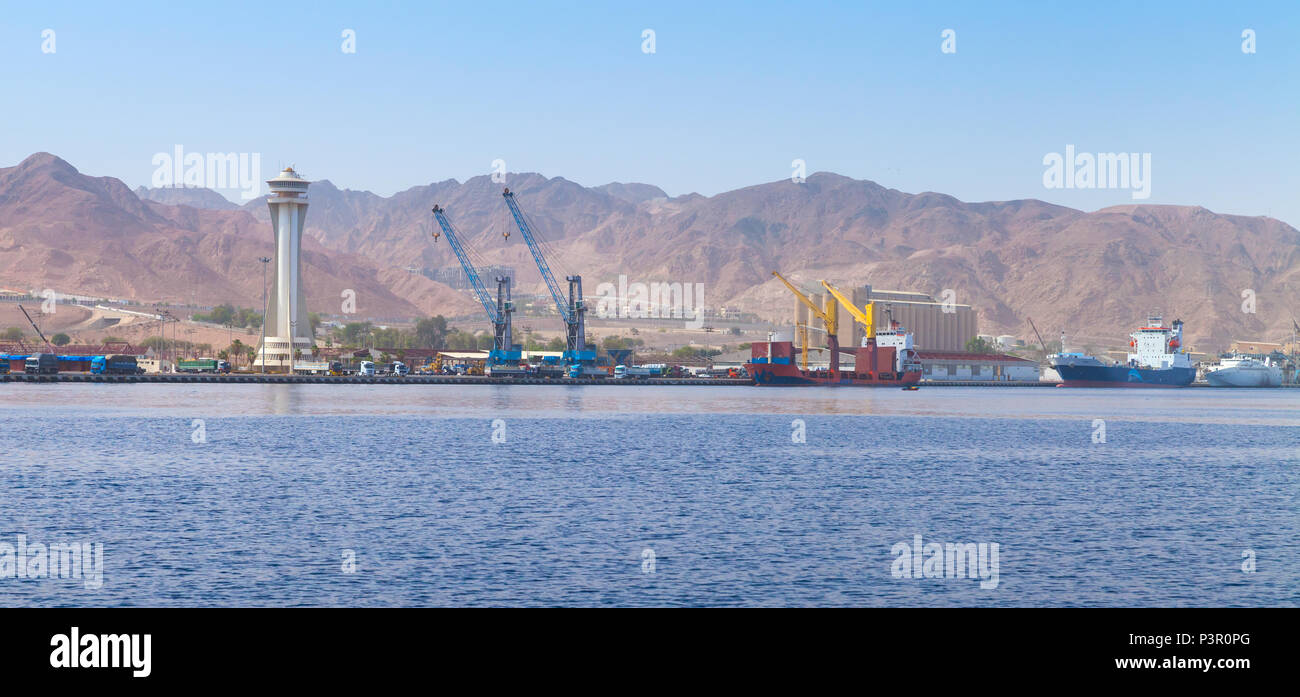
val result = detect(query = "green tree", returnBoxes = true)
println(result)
[1,327,22,341]
[340,322,375,346]
[308,312,322,337]
[414,316,449,348]
[51,333,71,346]
[673,346,722,359]
[227,339,245,368]
[444,330,477,351]
[965,336,998,354]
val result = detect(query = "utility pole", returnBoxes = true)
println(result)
[258,256,271,374]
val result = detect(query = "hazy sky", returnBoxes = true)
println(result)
[4,1,1298,225]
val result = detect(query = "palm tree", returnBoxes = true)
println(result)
[228,339,245,368]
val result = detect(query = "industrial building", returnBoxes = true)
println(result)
[793,284,977,352]
[1229,340,1284,355]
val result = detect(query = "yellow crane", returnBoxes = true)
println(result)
[820,280,875,342]
[794,323,830,370]
[772,271,839,375]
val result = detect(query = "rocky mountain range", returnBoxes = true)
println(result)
[5,152,1298,350]
[1,153,477,320]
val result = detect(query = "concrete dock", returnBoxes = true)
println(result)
[0,373,752,386]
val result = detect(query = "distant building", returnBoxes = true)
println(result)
[427,265,515,290]
[1229,340,1284,355]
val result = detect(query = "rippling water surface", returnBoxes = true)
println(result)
[1,384,1296,606]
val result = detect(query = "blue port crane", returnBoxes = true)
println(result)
[501,188,595,370]
[430,205,521,367]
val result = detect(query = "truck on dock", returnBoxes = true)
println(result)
[293,361,333,375]
[485,363,531,377]
[24,353,59,375]
[91,354,142,375]
[615,363,667,379]
[177,358,230,374]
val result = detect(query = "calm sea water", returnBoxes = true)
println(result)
[0,384,1296,607]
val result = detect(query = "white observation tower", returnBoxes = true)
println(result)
[254,166,313,370]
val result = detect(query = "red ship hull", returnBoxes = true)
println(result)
[747,362,922,386]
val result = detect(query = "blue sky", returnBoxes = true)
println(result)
[3,1,1298,224]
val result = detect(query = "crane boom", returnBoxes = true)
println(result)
[432,206,500,323]
[18,304,53,352]
[820,280,873,340]
[430,205,516,363]
[772,271,839,378]
[502,188,591,365]
[772,272,836,336]
[1027,317,1049,356]
[502,188,571,324]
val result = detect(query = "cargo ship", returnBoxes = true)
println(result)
[746,320,923,386]
[1050,316,1195,387]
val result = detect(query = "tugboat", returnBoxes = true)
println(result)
[1050,316,1195,387]
[1204,354,1283,387]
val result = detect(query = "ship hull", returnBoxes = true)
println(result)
[746,363,922,386]
[1055,364,1195,387]
[1205,366,1282,387]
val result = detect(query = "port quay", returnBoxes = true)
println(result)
[5,373,1293,386]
